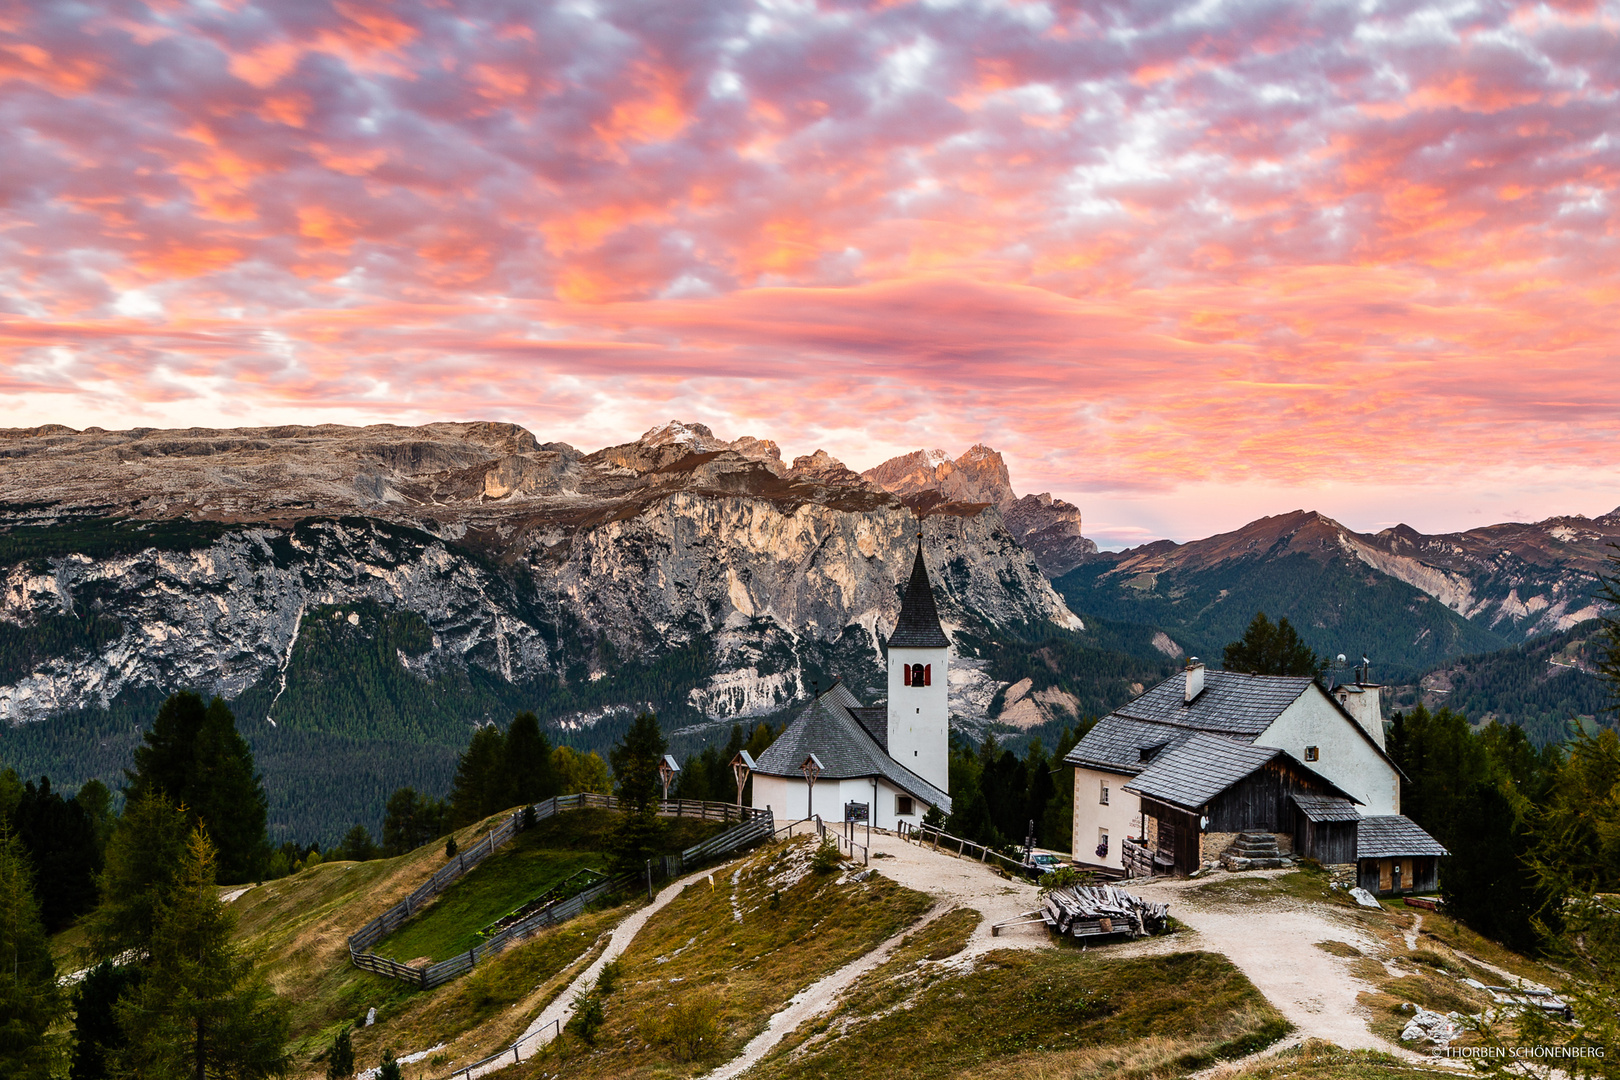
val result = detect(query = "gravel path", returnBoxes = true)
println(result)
[700,827,1051,1078]
[1117,872,1393,1052]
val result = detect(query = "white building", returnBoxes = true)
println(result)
[749,540,952,831]
[1064,661,1416,874]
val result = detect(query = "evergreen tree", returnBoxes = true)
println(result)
[75,779,116,851]
[449,724,507,826]
[109,828,290,1080]
[339,826,379,863]
[324,1026,354,1080]
[609,712,668,872]
[503,712,557,808]
[69,961,143,1080]
[123,692,270,884]
[12,775,102,932]
[381,788,448,857]
[1222,612,1322,676]
[376,1049,401,1080]
[0,825,64,1079]
[86,795,191,960]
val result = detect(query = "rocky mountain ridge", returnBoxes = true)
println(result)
[860,445,1097,576]
[1085,508,1620,641]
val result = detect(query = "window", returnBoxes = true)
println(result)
[907,662,929,687]
[1304,746,1319,762]
[896,795,914,816]
[1139,743,1165,764]
[1096,830,1109,859]
[1100,782,1110,805]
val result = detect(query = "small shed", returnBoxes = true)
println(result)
[1289,792,1361,865]
[1357,816,1448,895]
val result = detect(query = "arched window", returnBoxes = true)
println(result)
[911,663,926,687]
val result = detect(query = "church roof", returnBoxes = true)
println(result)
[753,685,950,811]
[888,541,949,649]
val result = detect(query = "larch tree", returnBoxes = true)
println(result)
[109,828,290,1080]
[0,825,64,1080]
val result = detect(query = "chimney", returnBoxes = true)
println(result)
[1184,658,1205,703]
[1334,681,1385,749]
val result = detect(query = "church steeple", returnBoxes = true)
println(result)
[888,537,949,649]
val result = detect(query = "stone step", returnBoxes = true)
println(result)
[1230,841,1280,856]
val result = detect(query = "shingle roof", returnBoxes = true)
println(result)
[1113,669,1316,735]
[753,687,950,811]
[850,706,888,752]
[1123,732,1284,812]
[888,541,949,648]
[1064,714,1191,775]
[1290,792,1363,822]
[1357,815,1449,858]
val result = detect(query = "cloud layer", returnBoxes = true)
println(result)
[2,0,1617,541]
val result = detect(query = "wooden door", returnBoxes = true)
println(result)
[1379,859,1392,892]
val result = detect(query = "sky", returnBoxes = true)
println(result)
[1,0,1617,548]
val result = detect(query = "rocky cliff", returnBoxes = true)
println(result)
[861,446,1097,576]
[0,421,1081,731]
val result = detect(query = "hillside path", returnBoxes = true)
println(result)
[467,865,721,1077]
[702,827,1050,1079]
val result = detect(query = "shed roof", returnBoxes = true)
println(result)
[1123,732,1285,812]
[1357,815,1449,858]
[753,685,950,811]
[1290,792,1363,822]
[888,541,949,648]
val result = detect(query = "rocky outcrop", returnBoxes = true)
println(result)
[0,420,1081,729]
[861,446,1097,576]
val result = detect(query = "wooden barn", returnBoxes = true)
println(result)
[1123,733,1361,876]
[1357,815,1448,895]
[1290,792,1361,865]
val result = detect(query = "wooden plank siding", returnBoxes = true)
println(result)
[1140,797,1202,876]
[1205,758,1344,834]
[1294,816,1357,865]
[1359,855,1440,896]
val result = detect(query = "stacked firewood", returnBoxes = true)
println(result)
[1041,884,1170,939]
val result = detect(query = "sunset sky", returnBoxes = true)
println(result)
[2,0,1616,547]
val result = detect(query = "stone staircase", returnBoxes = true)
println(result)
[1220,832,1292,871]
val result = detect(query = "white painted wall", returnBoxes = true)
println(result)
[886,644,950,794]
[1257,687,1400,815]
[1070,765,1142,868]
[750,773,937,831]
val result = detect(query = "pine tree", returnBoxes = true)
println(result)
[503,711,557,807]
[381,788,448,857]
[69,960,143,1080]
[1222,612,1322,676]
[449,724,507,826]
[324,1026,354,1080]
[86,795,190,960]
[0,825,64,1079]
[12,775,102,932]
[610,712,668,872]
[339,826,379,862]
[123,692,270,884]
[109,828,290,1080]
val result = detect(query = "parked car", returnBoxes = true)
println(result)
[1027,852,1063,876]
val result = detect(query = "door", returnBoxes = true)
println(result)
[1379,859,1392,892]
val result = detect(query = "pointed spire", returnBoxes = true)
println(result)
[889,533,949,648]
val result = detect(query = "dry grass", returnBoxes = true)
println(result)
[1316,940,1363,958]
[1207,1038,1459,1079]
[747,948,1290,1080]
[512,837,935,1080]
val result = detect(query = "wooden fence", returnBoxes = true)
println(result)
[348,794,773,990]
[901,822,1037,877]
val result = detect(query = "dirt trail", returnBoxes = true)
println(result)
[1118,872,1392,1052]
[700,828,1051,1078]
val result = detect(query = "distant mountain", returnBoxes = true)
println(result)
[1395,620,1616,746]
[862,446,1097,576]
[0,420,1090,840]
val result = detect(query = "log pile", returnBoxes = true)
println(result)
[1041,884,1169,940]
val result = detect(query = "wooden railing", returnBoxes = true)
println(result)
[901,822,1035,877]
[348,794,773,990]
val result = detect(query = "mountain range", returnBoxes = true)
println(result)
[0,419,1614,840]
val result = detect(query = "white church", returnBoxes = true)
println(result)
[748,540,952,829]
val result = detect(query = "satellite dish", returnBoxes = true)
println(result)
[1336,654,1346,664]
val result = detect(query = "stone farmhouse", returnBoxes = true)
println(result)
[749,541,952,830]
[1064,661,1447,895]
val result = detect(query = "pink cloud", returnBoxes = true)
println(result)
[0,0,1616,535]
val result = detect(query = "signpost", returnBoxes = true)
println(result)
[846,800,870,851]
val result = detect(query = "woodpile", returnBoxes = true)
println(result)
[1041,884,1169,940]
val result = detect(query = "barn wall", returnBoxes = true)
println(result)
[1208,760,1339,834]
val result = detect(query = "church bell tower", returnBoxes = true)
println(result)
[886,536,950,793]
